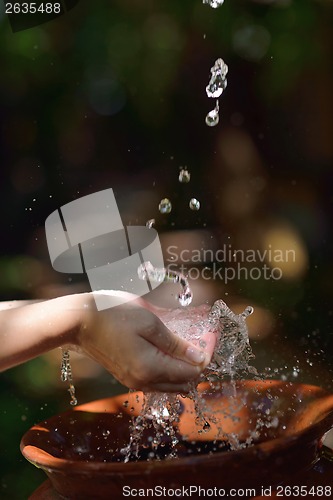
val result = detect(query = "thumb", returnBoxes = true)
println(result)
[143,317,212,368]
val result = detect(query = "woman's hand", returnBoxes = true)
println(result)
[0,291,217,393]
[76,293,216,393]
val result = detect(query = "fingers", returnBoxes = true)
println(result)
[79,297,217,393]
[135,338,209,388]
[138,323,218,392]
[134,355,202,393]
[197,331,217,365]
[142,317,212,368]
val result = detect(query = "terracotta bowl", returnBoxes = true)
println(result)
[21,380,333,499]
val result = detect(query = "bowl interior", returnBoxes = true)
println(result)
[21,380,333,466]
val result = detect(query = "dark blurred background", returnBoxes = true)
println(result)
[1,0,333,497]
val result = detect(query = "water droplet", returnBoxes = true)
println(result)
[68,384,77,406]
[241,306,254,318]
[206,58,228,99]
[146,219,155,228]
[162,407,170,418]
[159,198,172,214]
[137,261,166,282]
[203,0,225,8]
[189,198,200,211]
[179,168,191,183]
[60,349,77,406]
[178,288,193,307]
[203,421,211,432]
[205,107,219,127]
[205,59,227,127]
[138,261,192,307]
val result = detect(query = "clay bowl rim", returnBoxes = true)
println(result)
[21,380,333,475]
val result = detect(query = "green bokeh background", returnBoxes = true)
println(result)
[1,0,333,497]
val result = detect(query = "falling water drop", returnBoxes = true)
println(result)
[138,261,192,307]
[206,58,228,99]
[203,421,211,432]
[205,107,219,127]
[189,198,201,211]
[137,261,166,282]
[159,198,172,214]
[146,219,155,228]
[203,0,225,8]
[60,349,77,406]
[241,306,254,318]
[179,167,191,183]
[178,286,193,307]
[205,58,227,127]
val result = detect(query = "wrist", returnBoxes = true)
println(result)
[0,293,94,371]
[67,293,97,348]
[45,293,95,348]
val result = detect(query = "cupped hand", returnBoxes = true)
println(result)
[76,292,217,393]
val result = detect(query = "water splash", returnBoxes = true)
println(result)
[123,392,181,462]
[203,0,225,8]
[124,300,257,460]
[158,301,256,378]
[137,261,192,306]
[205,59,228,127]
[60,349,77,406]
[207,301,256,377]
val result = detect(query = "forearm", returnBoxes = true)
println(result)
[0,291,214,392]
[0,294,91,372]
